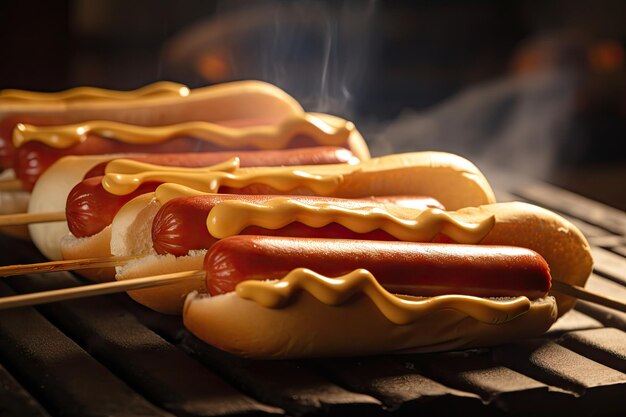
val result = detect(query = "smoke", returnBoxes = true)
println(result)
[372,69,582,181]
[164,1,377,118]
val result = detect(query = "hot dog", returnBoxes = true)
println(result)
[3,145,354,226]
[65,182,440,254]
[203,236,551,299]
[66,147,360,238]
[182,236,557,358]
[11,113,368,191]
[183,256,558,358]
[150,194,444,257]
[0,80,302,170]
[0,81,188,169]
[114,199,590,318]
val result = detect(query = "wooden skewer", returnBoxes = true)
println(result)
[0,270,205,310]
[551,280,626,313]
[0,255,138,277]
[0,211,66,227]
[0,179,23,192]
[0,266,623,314]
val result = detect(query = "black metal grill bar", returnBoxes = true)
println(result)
[309,357,485,415]
[589,247,626,285]
[544,309,603,336]
[180,334,382,417]
[4,273,283,417]
[575,274,626,331]
[0,179,624,416]
[0,283,173,417]
[0,362,50,417]
[513,182,626,235]
[559,328,626,374]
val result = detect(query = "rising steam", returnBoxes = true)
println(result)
[164,1,377,118]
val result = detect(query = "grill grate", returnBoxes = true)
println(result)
[1,180,625,417]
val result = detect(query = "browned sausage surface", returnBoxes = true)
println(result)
[204,236,552,299]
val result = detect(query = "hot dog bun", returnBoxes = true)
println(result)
[1,80,304,169]
[449,202,593,316]
[183,268,558,359]
[331,152,494,210]
[59,226,113,281]
[117,253,206,315]
[12,112,370,190]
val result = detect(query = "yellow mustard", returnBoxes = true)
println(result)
[207,198,495,243]
[1,81,188,102]
[236,268,531,325]
[12,113,352,149]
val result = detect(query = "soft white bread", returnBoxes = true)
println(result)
[59,226,112,282]
[60,192,160,281]
[28,155,125,260]
[60,225,112,260]
[109,192,207,314]
[448,202,593,316]
[333,152,495,211]
[183,269,558,359]
[110,193,162,258]
[117,252,206,314]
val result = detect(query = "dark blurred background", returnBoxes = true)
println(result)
[1,0,624,209]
